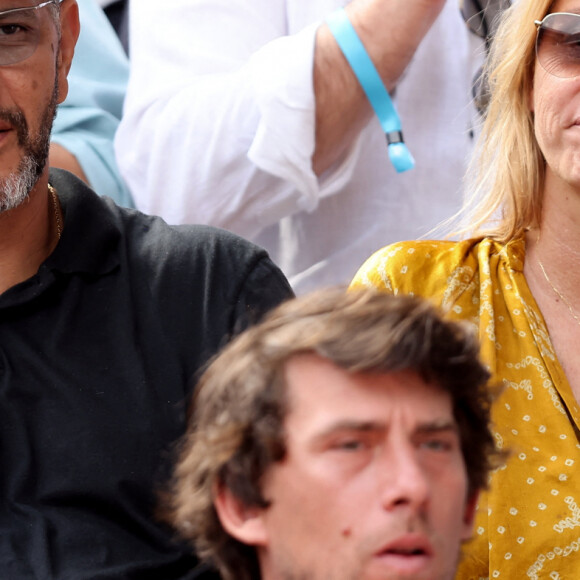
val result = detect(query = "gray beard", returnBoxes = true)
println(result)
[0,155,41,213]
[0,74,58,213]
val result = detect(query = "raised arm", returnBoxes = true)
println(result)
[116,0,446,235]
[312,0,445,173]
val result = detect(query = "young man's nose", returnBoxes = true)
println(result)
[378,441,430,512]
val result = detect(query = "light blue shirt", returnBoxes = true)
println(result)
[52,0,132,207]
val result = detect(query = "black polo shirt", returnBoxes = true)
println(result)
[0,170,293,579]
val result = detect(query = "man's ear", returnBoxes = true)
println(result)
[214,485,269,547]
[461,491,480,541]
[56,0,80,105]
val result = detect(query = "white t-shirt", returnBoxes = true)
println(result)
[116,0,484,293]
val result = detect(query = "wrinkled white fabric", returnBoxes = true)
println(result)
[117,0,484,293]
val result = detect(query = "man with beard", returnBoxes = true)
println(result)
[162,289,501,580]
[0,1,293,578]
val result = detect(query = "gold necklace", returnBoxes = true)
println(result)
[48,184,62,240]
[537,258,580,325]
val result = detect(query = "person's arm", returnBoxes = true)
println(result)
[116,0,445,234]
[312,0,446,174]
[52,0,133,208]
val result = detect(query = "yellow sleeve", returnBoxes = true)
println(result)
[350,240,471,306]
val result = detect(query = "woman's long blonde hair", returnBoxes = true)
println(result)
[454,0,554,241]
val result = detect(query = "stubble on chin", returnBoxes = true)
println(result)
[0,77,58,214]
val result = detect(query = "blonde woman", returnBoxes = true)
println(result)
[352,0,580,577]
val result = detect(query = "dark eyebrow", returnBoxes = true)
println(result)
[0,8,37,21]
[414,421,459,436]
[315,420,386,439]
[314,418,458,440]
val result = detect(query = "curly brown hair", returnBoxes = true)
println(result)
[160,288,500,580]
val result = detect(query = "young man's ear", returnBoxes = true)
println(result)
[214,484,269,547]
[461,491,480,541]
[56,0,81,105]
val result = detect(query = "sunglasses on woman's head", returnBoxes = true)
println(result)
[536,12,580,78]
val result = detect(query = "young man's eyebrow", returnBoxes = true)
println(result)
[314,418,458,439]
[314,420,386,440]
[414,420,459,435]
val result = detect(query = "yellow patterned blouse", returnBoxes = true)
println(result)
[351,237,580,580]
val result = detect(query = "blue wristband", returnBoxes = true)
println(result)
[326,8,415,173]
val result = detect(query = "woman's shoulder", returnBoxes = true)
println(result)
[350,237,507,302]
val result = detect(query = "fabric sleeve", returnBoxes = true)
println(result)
[115,0,364,235]
[350,242,410,295]
[231,255,295,336]
[349,240,470,306]
[52,0,132,207]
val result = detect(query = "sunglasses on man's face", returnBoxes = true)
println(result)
[536,12,580,79]
[0,0,63,67]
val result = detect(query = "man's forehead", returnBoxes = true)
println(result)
[283,354,454,427]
